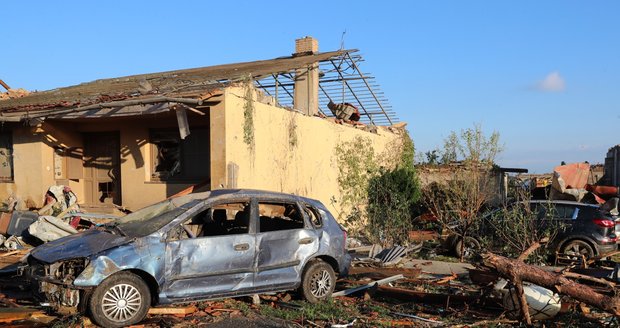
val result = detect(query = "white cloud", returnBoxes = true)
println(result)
[536,71,566,92]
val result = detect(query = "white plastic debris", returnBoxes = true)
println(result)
[28,215,78,242]
[495,279,561,320]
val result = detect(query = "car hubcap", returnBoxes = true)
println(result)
[310,269,332,297]
[102,284,142,322]
[564,244,591,259]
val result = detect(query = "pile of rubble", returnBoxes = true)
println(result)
[0,80,29,101]
[0,185,117,251]
[0,240,619,326]
[0,88,29,101]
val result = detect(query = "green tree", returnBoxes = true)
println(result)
[423,124,503,261]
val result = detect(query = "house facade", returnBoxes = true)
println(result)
[0,38,403,217]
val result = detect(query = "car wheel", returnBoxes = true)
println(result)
[89,271,151,328]
[561,240,595,259]
[454,237,480,258]
[300,260,336,303]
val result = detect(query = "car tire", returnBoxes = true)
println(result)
[300,259,336,303]
[561,240,595,259]
[89,271,151,328]
[454,237,480,258]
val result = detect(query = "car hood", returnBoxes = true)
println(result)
[30,229,131,263]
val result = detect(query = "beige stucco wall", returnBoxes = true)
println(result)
[217,86,401,218]
[0,86,401,217]
[0,128,49,208]
[0,117,205,211]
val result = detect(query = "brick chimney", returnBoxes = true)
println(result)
[293,36,319,116]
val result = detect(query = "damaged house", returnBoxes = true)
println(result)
[0,37,403,217]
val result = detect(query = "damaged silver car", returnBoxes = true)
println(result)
[24,189,350,327]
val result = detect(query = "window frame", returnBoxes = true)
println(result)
[256,200,309,233]
[149,128,209,182]
[0,130,14,182]
[169,199,254,241]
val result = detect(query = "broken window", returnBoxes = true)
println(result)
[304,205,322,228]
[173,202,251,240]
[0,131,13,181]
[150,128,209,181]
[258,202,305,232]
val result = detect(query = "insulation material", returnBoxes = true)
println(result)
[553,163,590,190]
[550,163,590,202]
[28,216,78,242]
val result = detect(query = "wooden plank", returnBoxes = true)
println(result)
[349,266,421,279]
[333,274,404,297]
[0,308,46,323]
[148,305,197,315]
[377,286,478,304]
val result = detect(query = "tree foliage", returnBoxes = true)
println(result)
[334,131,421,246]
[422,124,503,261]
[367,131,421,246]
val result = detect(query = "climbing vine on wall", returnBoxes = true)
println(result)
[333,136,378,236]
[242,76,255,153]
[287,112,298,150]
[334,131,421,245]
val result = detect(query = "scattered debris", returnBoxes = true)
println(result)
[332,274,404,297]
[482,252,620,318]
[27,216,78,242]
[0,88,30,101]
[148,305,197,316]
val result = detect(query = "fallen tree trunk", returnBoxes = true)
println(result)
[482,252,620,316]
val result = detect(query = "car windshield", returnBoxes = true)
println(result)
[110,192,210,237]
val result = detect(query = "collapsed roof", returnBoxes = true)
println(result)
[0,50,398,125]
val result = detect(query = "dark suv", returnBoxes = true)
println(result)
[25,189,350,327]
[448,200,618,258]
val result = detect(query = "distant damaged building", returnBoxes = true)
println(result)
[0,37,404,218]
[603,145,620,187]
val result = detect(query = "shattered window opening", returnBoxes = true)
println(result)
[112,192,210,237]
[258,202,305,232]
[304,205,323,228]
[174,202,251,240]
[150,128,209,181]
[0,131,13,181]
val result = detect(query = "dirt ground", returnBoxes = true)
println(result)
[0,249,618,327]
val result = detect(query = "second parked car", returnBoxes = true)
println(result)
[447,200,618,259]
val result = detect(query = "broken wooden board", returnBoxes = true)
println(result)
[148,305,197,316]
[0,307,48,323]
[0,249,29,271]
[349,267,421,279]
[333,274,404,297]
[376,285,478,304]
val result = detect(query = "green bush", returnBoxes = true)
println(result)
[367,166,421,245]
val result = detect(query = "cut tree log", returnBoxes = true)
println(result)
[482,252,620,316]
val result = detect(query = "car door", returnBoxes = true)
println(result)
[163,199,256,300]
[554,204,579,238]
[253,199,319,291]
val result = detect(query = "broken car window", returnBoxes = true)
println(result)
[258,202,305,232]
[110,192,210,237]
[175,202,251,239]
[304,205,322,227]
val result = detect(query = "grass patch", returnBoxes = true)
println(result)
[259,299,361,323]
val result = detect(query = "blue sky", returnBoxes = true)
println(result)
[2,1,619,173]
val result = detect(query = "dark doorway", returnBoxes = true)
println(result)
[83,132,121,206]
